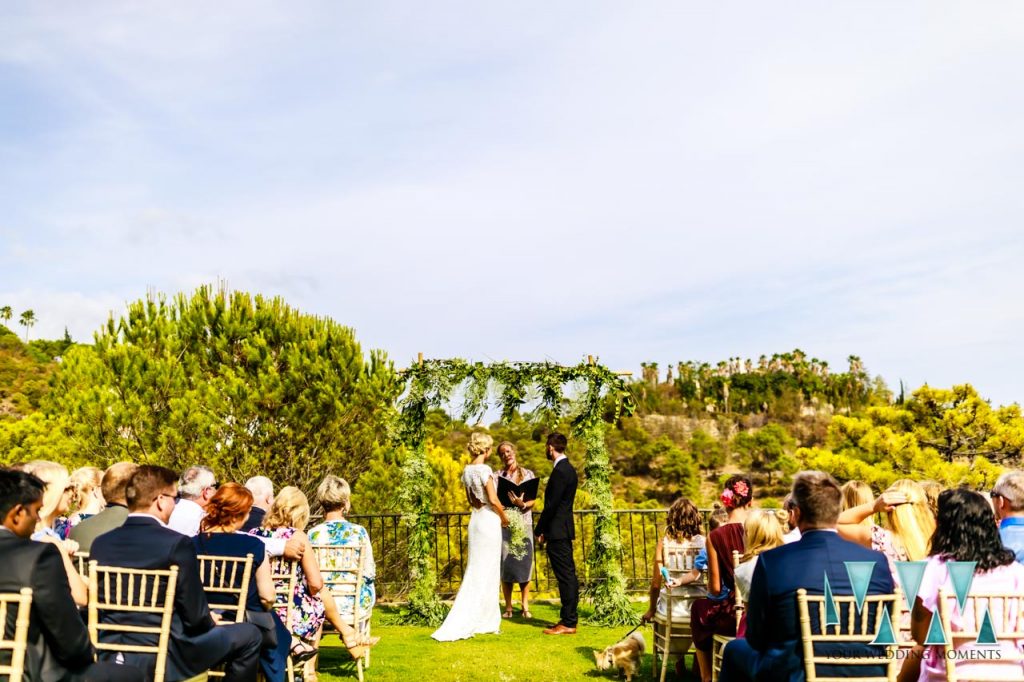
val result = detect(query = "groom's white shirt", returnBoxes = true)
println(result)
[551,452,567,467]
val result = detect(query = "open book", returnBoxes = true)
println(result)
[496,476,540,509]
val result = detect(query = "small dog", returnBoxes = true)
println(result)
[593,630,645,681]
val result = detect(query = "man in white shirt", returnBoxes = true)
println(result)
[167,465,217,536]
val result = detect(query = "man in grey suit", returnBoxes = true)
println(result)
[70,462,137,553]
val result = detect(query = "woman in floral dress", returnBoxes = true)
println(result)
[252,484,377,680]
[307,476,376,626]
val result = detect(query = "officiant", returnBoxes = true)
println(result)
[493,441,537,619]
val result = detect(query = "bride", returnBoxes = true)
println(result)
[432,432,510,641]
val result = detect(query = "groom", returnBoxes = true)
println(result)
[534,432,579,635]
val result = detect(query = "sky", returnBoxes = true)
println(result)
[1,2,1022,406]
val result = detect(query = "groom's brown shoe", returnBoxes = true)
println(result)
[543,623,577,635]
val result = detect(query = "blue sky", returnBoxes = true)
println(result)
[1,2,1022,405]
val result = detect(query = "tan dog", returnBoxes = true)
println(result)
[593,630,645,681]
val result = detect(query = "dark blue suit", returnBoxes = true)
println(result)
[721,529,894,682]
[90,516,262,682]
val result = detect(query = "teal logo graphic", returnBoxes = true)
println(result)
[822,560,999,649]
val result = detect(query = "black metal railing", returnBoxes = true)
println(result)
[349,508,712,600]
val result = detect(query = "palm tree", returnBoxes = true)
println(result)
[0,305,11,327]
[18,309,36,342]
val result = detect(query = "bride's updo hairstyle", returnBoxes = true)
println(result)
[468,432,494,457]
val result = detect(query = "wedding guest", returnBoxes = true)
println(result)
[308,476,376,627]
[642,497,706,623]
[249,486,378,678]
[192,483,290,682]
[90,466,262,682]
[168,465,217,536]
[781,494,801,544]
[690,475,752,682]
[0,469,143,682]
[721,471,893,682]
[494,441,536,619]
[838,478,935,580]
[840,480,874,526]
[919,479,942,517]
[900,488,1024,682]
[57,466,105,539]
[70,462,138,553]
[990,471,1024,563]
[733,509,786,602]
[242,476,275,532]
[23,460,88,606]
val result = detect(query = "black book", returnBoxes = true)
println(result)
[496,476,540,509]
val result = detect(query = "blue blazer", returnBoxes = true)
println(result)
[90,516,219,680]
[744,529,894,681]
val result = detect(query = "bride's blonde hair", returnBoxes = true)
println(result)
[468,432,493,457]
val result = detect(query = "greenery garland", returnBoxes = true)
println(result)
[395,358,636,626]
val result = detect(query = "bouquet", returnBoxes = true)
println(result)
[506,508,529,561]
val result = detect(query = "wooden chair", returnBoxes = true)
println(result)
[87,562,179,682]
[75,552,89,577]
[651,540,704,682]
[269,559,298,680]
[711,550,743,682]
[0,588,33,682]
[313,542,370,682]
[936,587,1024,682]
[196,554,253,679]
[797,587,902,682]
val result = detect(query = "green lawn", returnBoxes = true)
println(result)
[316,602,695,682]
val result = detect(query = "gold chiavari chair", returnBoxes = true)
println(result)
[313,542,369,682]
[196,554,254,679]
[87,562,179,682]
[651,539,704,682]
[0,588,33,682]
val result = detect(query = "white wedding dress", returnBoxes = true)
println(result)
[431,464,502,641]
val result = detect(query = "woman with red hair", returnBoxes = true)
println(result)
[688,475,753,682]
[192,483,294,682]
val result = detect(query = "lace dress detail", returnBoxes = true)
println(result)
[431,464,502,641]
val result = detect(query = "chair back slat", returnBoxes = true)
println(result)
[87,562,178,682]
[75,552,90,577]
[797,587,902,682]
[196,554,254,624]
[0,588,33,681]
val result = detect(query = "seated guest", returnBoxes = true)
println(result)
[249,486,379,677]
[192,484,290,682]
[0,469,142,682]
[781,494,801,544]
[733,509,787,602]
[22,460,88,606]
[241,477,274,532]
[840,480,874,526]
[991,471,1024,564]
[307,477,376,635]
[167,465,217,536]
[918,480,942,518]
[91,466,262,682]
[721,471,893,682]
[58,466,105,539]
[69,462,138,554]
[901,488,1024,682]
[690,476,752,682]
[838,478,935,581]
[642,496,706,624]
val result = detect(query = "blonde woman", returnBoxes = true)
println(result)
[840,481,874,527]
[733,509,787,600]
[23,461,88,606]
[432,431,510,642]
[57,466,105,539]
[251,486,377,666]
[838,478,936,580]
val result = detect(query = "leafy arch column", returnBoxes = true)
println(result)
[394,359,637,626]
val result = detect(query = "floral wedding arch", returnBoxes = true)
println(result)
[394,356,638,626]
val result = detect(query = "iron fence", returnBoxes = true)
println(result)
[349,509,713,600]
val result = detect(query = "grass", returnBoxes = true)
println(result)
[316,602,696,682]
